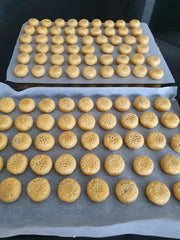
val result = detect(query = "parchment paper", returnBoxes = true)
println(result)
[0,83,180,238]
[6,22,175,84]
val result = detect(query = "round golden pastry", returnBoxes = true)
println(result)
[170,134,180,153]
[146,56,160,67]
[117,27,129,36]
[79,19,89,28]
[50,26,61,35]
[31,65,45,77]
[140,111,158,128]
[7,153,28,175]
[104,27,116,37]
[66,65,80,79]
[120,112,138,129]
[78,113,96,130]
[35,34,48,44]
[67,18,78,28]
[0,115,13,131]
[137,35,149,44]
[78,97,94,112]
[136,44,149,54]
[41,19,52,28]
[104,154,125,176]
[68,54,81,65]
[116,20,126,28]
[34,53,47,64]
[28,18,39,27]
[58,178,81,203]
[131,53,145,65]
[81,131,100,150]
[0,177,21,203]
[91,19,102,27]
[81,45,95,55]
[58,131,77,149]
[55,154,76,175]
[23,25,35,35]
[119,44,132,55]
[20,34,32,44]
[124,35,136,45]
[51,44,64,54]
[27,177,51,202]
[64,26,76,35]
[48,65,62,79]
[19,44,33,53]
[110,35,122,45]
[36,114,55,131]
[50,54,64,65]
[133,96,150,111]
[132,65,147,78]
[99,66,114,78]
[161,155,180,175]
[160,112,179,128]
[12,133,32,151]
[173,181,180,201]
[77,27,89,36]
[154,97,171,112]
[58,97,75,112]
[19,98,35,113]
[30,154,53,175]
[80,153,100,175]
[15,114,33,132]
[65,34,78,45]
[0,133,8,151]
[116,64,131,77]
[131,27,142,37]
[17,53,30,64]
[96,97,112,112]
[87,178,109,202]
[84,54,97,65]
[148,68,164,80]
[13,64,29,78]
[129,19,140,28]
[100,54,113,65]
[38,98,55,113]
[146,181,170,206]
[0,156,4,172]
[36,26,48,35]
[90,27,102,37]
[115,179,139,203]
[55,18,65,28]
[58,114,76,130]
[104,132,123,150]
[36,43,49,53]
[82,66,96,80]
[101,43,114,53]
[95,35,108,45]
[81,36,93,45]
[0,97,15,113]
[104,20,114,28]
[51,35,64,45]
[124,131,144,149]
[116,55,129,64]
[133,156,154,176]
[146,131,166,150]
[114,96,131,112]
[99,113,116,130]
[35,133,55,151]
[67,44,80,54]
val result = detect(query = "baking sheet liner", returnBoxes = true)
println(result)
[6,22,175,84]
[0,83,180,238]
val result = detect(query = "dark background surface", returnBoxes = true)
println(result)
[0,0,180,239]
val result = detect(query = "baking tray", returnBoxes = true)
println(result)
[0,83,180,238]
[6,22,175,85]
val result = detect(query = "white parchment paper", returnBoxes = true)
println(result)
[0,83,180,238]
[6,22,175,84]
